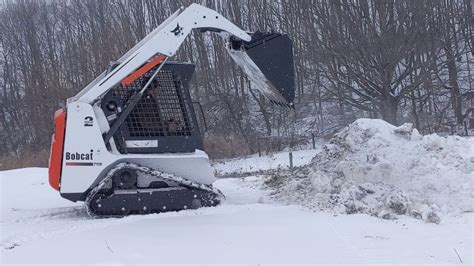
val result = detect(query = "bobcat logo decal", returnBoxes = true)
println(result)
[171,23,183,36]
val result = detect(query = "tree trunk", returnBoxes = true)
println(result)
[411,91,420,130]
[446,49,463,125]
[380,96,398,125]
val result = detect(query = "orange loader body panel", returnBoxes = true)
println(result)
[121,54,166,87]
[48,109,67,191]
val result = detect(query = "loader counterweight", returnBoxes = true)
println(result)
[48,109,67,191]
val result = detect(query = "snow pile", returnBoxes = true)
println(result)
[266,119,474,223]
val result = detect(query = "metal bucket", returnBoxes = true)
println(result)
[227,31,295,108]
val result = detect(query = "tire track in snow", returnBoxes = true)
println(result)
[1,177,268,251]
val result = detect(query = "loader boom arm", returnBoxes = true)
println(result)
[73,3,251,104]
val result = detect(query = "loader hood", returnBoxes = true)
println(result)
[227,32,295,108]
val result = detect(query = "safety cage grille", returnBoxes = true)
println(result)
[112,68,193,137]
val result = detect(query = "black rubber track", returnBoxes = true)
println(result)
[87,187,220,216]
[85,162,223,217]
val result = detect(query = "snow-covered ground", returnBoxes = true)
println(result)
[212,148,319,176]
[1,166,472,264]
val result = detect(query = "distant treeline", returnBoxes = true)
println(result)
[0,0,472,163]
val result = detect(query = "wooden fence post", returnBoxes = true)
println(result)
[289,151,293,169]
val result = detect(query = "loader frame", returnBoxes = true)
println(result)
[48,3,295,209]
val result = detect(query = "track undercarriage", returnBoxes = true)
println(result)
[85,163,223,217]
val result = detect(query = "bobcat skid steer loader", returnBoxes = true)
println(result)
[48,3,295,217]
